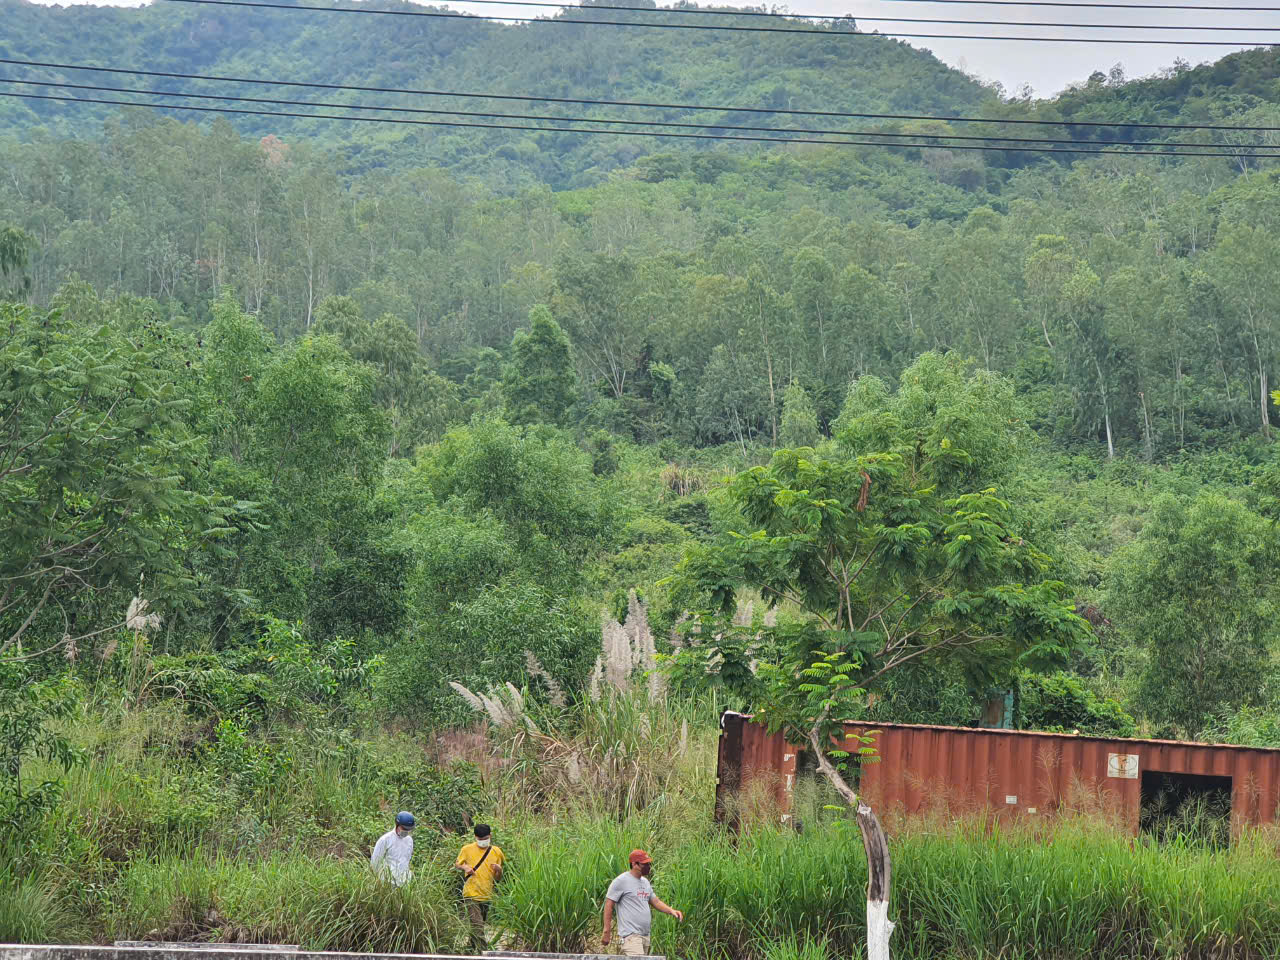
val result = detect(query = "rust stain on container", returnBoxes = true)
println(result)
[716,712,798,827]
[716,713,1280,835]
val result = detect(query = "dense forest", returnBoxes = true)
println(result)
[4,8,1280,956]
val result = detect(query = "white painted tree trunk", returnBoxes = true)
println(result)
[858,801,894,960]
[808,728,894,960]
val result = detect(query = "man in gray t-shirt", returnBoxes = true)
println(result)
[602,849,683,957]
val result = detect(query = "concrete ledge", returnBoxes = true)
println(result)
[3,948,479,960]
[113,948,298,953]
[0,948,668,960]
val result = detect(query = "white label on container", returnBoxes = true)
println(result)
[1108,753,1140,779]
[1027,807,1037,814]
[1005,795,1017,804]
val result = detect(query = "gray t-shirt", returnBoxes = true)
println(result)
[606,871,654,938]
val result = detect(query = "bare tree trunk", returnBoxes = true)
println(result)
[1092,357,1113,459]
[807,727,894,960]
[1139,391,1154,462]
[860,803,894,960]
[1261,367,1271,440]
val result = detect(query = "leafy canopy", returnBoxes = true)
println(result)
[502,305,578,427]
[0,303,242,658]
[1107,492,1277,734]
[676,359,1089,742]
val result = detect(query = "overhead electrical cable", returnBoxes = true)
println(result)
[6,90,1280,157]
[153,0,1280,30]
[6,58,1279,133]
[170,0,1280,19]
[880,0,1280,9]
[5,76,1276,151]
[156,0,1279,43]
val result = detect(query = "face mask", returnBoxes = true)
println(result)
[640,863,651,878]
[477,838,491,848]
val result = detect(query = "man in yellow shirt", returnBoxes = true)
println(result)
[454,823,505,952]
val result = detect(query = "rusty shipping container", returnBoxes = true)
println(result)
[717,713,1280,834]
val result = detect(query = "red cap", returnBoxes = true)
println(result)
[629,849,652,865]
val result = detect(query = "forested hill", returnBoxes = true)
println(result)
[0,0,988,187]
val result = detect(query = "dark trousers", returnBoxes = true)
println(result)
[464,898,489,952]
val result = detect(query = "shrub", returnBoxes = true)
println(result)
[1017,671,1138,738]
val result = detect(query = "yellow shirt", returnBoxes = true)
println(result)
[456,841,505,901]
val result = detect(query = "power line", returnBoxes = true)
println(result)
[881,0,1280,8]
[6,76,1276,151]
[156,0,1280,30]
[169,0,1280,19]
[7,89,1280,158]
[157,0,1280,43]
[7,58,1280,133]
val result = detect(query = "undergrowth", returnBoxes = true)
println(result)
[5,693,1280,958]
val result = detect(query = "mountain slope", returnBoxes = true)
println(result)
[0,0,988,186]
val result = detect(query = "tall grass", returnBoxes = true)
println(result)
[488,809,1280,960]
[104,854,464,951]
[0,862,83,944]
[11,698,1280,958]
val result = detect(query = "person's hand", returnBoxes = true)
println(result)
[672,909,684,922]
[601,931,611,946]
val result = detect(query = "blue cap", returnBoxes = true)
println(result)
[395,811,415,828]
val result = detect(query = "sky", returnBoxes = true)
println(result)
[25,0,1276,97]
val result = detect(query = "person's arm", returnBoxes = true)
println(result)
[649,895,683,923]
[602,897,616,945]
[370,835,388,870]
[454,849,475,877]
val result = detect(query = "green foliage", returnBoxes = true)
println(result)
[417,419,610,581]
[0,301,242,656]
[0,664,80,832]
[0,0,986,186]
[778,381,820,449]
[0,225,33,298]
[503,305,578,427]
[663,633,768,710]
[1201,704,1280,748]
[381,582,594,724]
[587,429,620,477]
[106,855,463,951]
[1107,493,1277,734]
[1016,671,1138,738]
[141,618,382,728]
[677,448,1088,739]
[834,352,1028,493]
[861,661,983,727]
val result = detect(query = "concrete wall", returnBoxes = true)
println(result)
[3,946,663,960]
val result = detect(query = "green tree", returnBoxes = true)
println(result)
[779,380,820,448]
[833,352,1027,494]
[502,305,578,426]
[673,374,1087,960]
[0,302,240,659]
[0,226,34,299]
[1107,493,1276,734]
[1016,671,1137,738]
[0,664,80,832]
[415,419,609,587]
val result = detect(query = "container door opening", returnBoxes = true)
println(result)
[1139,771,1232,848]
